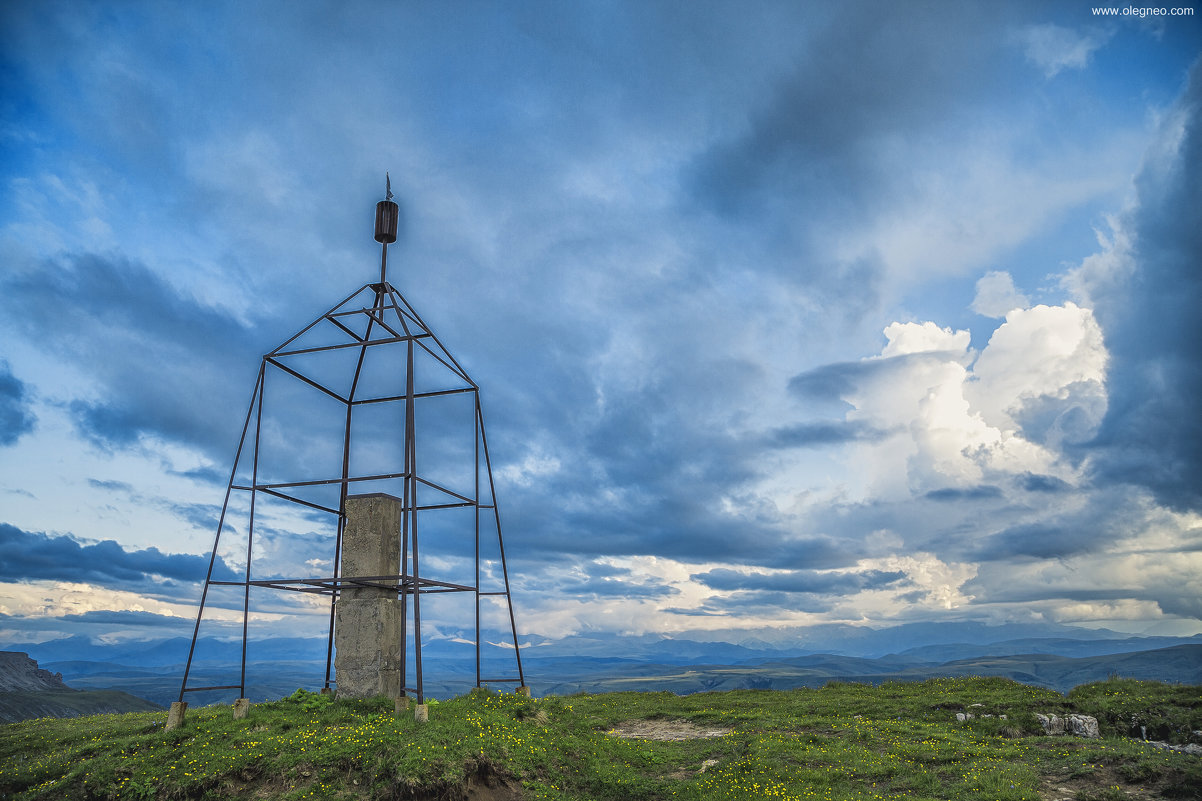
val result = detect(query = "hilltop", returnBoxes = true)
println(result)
[1,677,1199,800]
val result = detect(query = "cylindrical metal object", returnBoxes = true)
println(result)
[375,200,399,244]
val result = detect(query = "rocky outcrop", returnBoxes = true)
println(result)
[0,652,71,691]
[1036,713,1100,738]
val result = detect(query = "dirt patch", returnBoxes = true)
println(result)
[1039,765,1161,801]
[606,719,732,741]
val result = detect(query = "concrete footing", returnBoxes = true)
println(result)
[414,704,429,723]
[165,701,188,730]
[233,698,250,720]
[516,686,531,697]
[394,696,409,714]
[320,687,333,696]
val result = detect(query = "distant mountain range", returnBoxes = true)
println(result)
[3,623,1199,712]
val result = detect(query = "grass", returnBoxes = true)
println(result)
[0,677,1198,800]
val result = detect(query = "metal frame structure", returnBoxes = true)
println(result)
[177,183,524,705]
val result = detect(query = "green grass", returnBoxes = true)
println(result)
[1,677,1198,800]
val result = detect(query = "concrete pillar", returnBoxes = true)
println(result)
[232,698,250,719]
[414,704,429,723]
[335,493,403,699]
[516,686,531,697]
[165,701,187,730]
[394,695,410,714]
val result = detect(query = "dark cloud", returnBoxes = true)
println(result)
[0,360,36,446]
[787,352,961,402]
[924,486,1003,502]
[711,590,840,615]
[167,465,228,486]
[87,478,135,493]
[686,4,1005,220]
[0,253,264,457]
[973,522,1096,562]
[1018,473,1072,493]
[555,575,678,600]
[767,420,891,448]
[1082,62,1202,510]
[0,522,239,589]
[691,567,905,594]
[55,610,193,628]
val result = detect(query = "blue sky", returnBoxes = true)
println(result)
[1,0,1200,649]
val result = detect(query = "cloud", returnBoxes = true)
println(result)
[965,303,1108,448]
[971,270,1030,318]
[1067,62,1202,510]
[1014,23,1111,78]
[0,360,36,446]
[924,486,1003,502]
[691,567,906,594]
[766,420,892,448]
[0,252,263,456]
[0,522,239,591]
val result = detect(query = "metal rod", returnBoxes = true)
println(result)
[254,486,341,516]
[265,357,348,403]
[475,389,481,689]
[239,363,266,697]
[326,285,382,690]
[350,386,475,405]
[479,402,525,686]
[177,367,263,703]
[271,334,410,358]
[268,283,375,355]
[407,334,424,704]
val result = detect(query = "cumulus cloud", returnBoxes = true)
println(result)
[971,270,1030,318]
[966,303,1108,448]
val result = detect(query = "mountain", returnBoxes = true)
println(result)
[0,651,163,723]
[5,626,1199,708]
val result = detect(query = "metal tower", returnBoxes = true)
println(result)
[177,176,524,706]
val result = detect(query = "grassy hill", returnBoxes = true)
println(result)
[1,676,1199,800]
[0,689,162,724]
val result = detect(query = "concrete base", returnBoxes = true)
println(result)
[233,698,250,720]
[394,696,409,714]
[335,494,403,699]
[165,701,187,730]
[334,595,403,699]
[516,686,531,697]
[415,704,429,723]
[320,687,333,696]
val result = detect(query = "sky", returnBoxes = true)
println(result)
[1,0,1201,651]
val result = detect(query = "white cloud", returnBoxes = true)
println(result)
[967,303,1108,445]
[842,303,1107,497]
[1015,23,1112,78]
[879,321,970,357]
[971,270,1030,318]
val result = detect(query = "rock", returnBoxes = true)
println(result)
[1067,714,1100,738]
[0,652,72,692]
[1148,741,1202,756]
[1037,714,1065,735]
[1036,713,1099,738]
